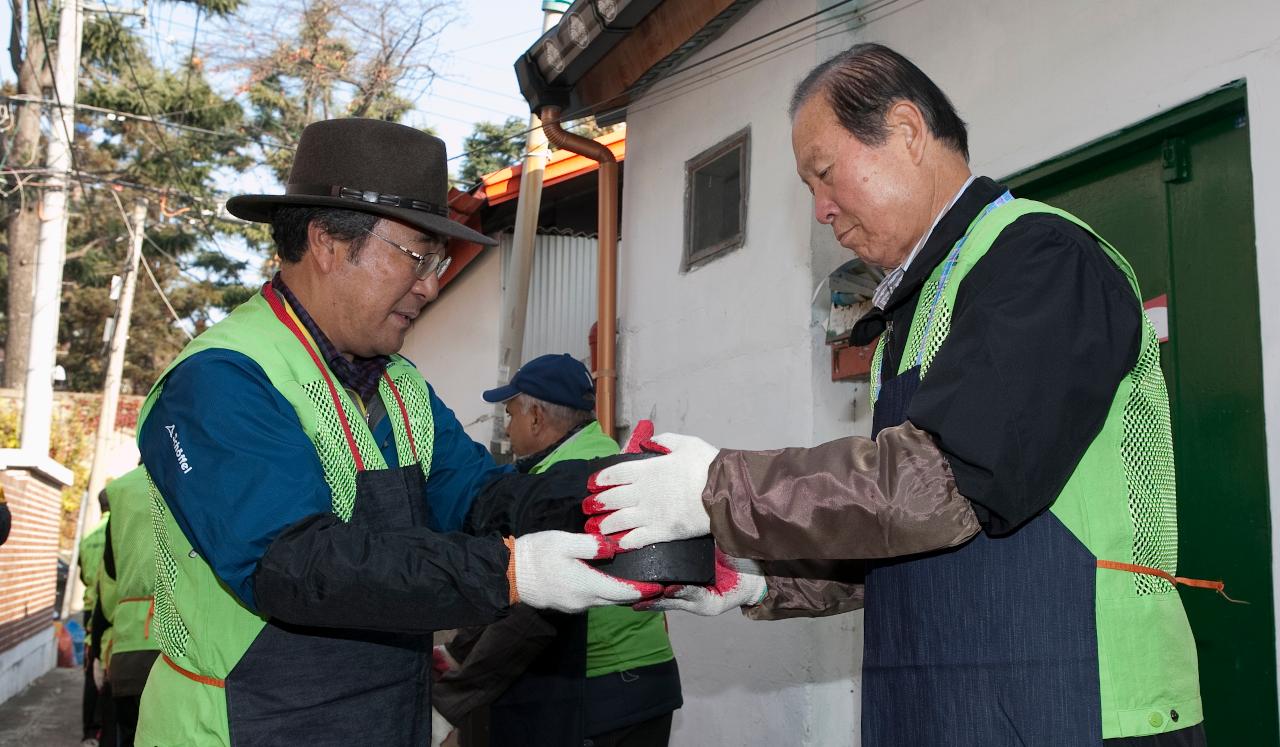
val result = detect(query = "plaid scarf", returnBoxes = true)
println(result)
[271,272,390,402]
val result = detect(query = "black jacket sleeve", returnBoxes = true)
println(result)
[464,454,646,537]
[254,518,512,634]
[433,606,558,724]
[252,454,631,634]
[0,500,9,546]
[907,216,1142,535]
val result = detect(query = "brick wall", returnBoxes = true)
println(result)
[0,470,62,653]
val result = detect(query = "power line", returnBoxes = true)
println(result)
[418,107,493,128]
[98,3,241,255]
[180,7,204,102]
[0,165,241,221]
[105,186,197,341]
[434,73,530,103]
[140,249,195,340]
[428,92,526,119]
[609,2,890,122]
[29,0,105,233]
[1,94,296,151]
[438,27,541,55]
[444,0,887,169]
[570,0,876,126]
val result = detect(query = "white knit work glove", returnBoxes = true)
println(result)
[585,422,718,550]
[92,657,105,690]
[635,547,767,616]
[429,707,453,747]
[512,531,663,613]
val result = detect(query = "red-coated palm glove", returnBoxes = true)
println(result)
[634,546,767,616]
[431,644,459,678]
[512,530,663,612]
[584,420,717,550]
[583,420,666,542]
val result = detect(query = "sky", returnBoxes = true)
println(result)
[0,0,545,179]
[0,0,549,281]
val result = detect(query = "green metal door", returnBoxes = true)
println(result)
[1009,84,1275,745]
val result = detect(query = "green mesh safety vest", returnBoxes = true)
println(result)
[529,421,676,677]
[79,515,109,616]
[869,198,1201,738]
[93,517,118,662]
[100,466,160,667]
[134,289,436,747]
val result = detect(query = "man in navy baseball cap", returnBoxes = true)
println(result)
[436,359,683,745]
[483,353,596,412]
[483,354,597,460]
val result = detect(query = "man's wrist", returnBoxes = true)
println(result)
[503,536,519,604]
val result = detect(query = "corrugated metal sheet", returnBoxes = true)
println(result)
[501,232,599,364]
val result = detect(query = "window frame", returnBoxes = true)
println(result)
[682,126,750,271]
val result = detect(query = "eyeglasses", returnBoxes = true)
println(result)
[364,230,452,280]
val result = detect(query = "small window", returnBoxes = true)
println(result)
[683,128,749,270]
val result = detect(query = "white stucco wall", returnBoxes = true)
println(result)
[620,0,1280,742]
[402,246,502,444]
[618,2,861,744]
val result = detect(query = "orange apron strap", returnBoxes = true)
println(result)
[117,596,156,639]
[1097,559,1247,604]
[162,654,226,688]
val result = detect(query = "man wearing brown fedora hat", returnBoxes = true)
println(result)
[131,118,659,746]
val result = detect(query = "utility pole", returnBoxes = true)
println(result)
[21,0,82,455]
[489,0,566,459]
[31,0,84,620]
[62,196,146,621]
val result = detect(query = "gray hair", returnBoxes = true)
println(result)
[513,393,594,431]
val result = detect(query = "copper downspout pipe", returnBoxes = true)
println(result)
[539,106,619,436]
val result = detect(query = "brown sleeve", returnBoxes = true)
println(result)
[703,421,980,561]
[744,559,866,621]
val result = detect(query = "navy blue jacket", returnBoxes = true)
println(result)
[140,349,510,616]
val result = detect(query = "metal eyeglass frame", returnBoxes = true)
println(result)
[364,230,452,280]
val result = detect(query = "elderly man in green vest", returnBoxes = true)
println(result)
[433,354,682,747]
[92,466,161,746]
[585,43,1206,747]
[134,119,661,746]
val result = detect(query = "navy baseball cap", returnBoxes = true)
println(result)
[482,354,596,411]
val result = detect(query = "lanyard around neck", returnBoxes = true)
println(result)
[261,281,419,471]
[913,190,1014,369]
[871,191,1014,403]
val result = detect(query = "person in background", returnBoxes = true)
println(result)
[433,354,682,747]
[79,490,110,747]
[93,466,161,746]
[0,485,10,546]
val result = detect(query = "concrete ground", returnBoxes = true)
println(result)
[0,667,85,746]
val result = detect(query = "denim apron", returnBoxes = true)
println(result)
[226,465,436,746]
[488,612,587,746]
[862,196,1102,746]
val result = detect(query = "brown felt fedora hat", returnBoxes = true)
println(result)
[226,118,497,246]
